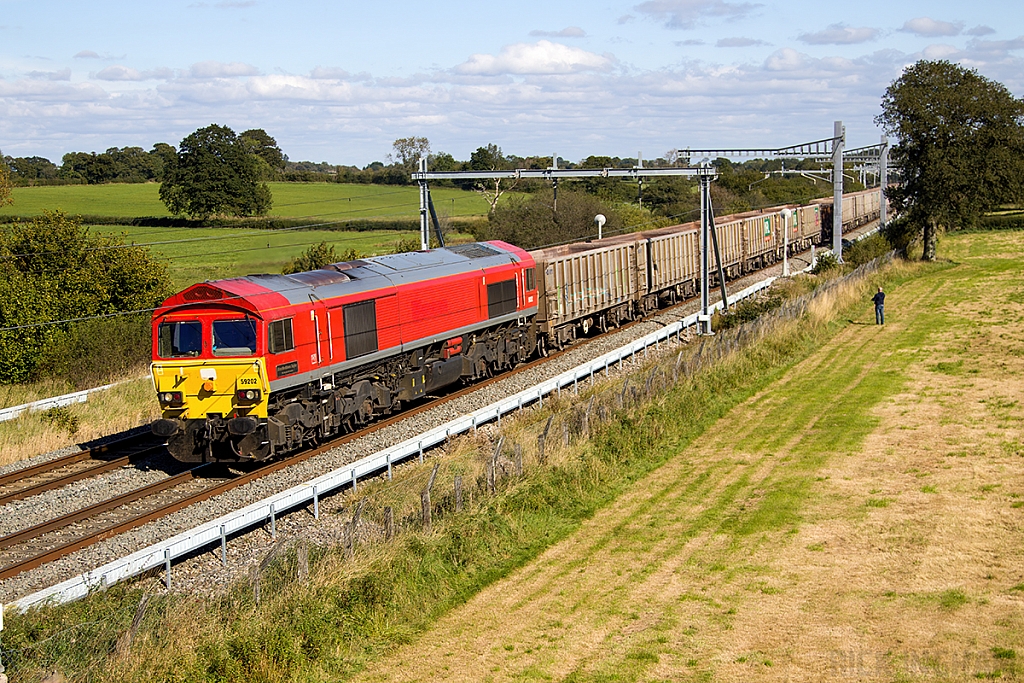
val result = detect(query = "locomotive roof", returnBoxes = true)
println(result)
[157,241,528,316]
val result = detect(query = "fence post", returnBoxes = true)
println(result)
[562,420,569,447]
[421,462,440,532]
[384,506,394,541]
[297,542,309,581]
[250,565,261,605]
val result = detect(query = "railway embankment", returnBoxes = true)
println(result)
[0,233,955,682]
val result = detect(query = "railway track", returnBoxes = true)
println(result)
[0,224,877,586]
[0,344,584,582]
[0,432,164,506]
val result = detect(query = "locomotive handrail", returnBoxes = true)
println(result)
[12,277,779,611]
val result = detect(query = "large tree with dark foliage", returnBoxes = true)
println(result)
[160,124,272,219]
[877,60,1024,259]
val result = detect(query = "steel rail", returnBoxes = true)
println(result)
[0,445,165,507]
[0,431,156,489]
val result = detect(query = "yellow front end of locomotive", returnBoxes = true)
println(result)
[151,358,270,420]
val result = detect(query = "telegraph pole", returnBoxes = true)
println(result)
[697,162,717,335]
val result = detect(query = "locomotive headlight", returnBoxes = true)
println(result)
[160,391,183,405]
[235,389,261,402]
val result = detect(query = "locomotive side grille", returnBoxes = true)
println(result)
[487,279,518,319]
[343,300,378,358]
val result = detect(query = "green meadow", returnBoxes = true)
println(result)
[86,225,471,292]
[0,182,503,221]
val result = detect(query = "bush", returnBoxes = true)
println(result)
[479,189,622,250]
[34,314,153,389]
[810,251,840,274]
[0,211,170,384]
[843,233,891,267]
[282,242,358,274]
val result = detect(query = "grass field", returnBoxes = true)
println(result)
[86,224,471,292]
[0,182,505,221]
[5,232,1023,683]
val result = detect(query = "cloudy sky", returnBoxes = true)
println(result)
[0,0,1020,166]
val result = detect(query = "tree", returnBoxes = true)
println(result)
[389,136,430,172]
[470,144,517,216]
[0,153,12,206]
[240,129,286,178]
[876,60,1024,259]
[159,124,273,219]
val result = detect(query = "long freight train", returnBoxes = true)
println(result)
[151,188,881,462]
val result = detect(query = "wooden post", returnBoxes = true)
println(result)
[492,436,504,484]
[114,594,150,657]
[350,499,366,553]
[344,522,354,559]
[674,350,684,381]
[250,565,261,605]
[421,489,432,532]
[583,396,595,438]
[514,444,523,477]
[297,542,309,581]
[422,462,440,532]
[562,419,569,447]
[384,506,394,541]
[455,475,463,512]
[486,459,495,495]
[537,433,546,464]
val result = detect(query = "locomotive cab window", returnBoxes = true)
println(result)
[268,318,294,354]
[525,267,536,292]
[158,321,202,358]
[212,319,258,356]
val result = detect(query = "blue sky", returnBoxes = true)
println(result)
[0,0,1020,166]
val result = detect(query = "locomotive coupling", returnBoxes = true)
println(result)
[151,418,182,438]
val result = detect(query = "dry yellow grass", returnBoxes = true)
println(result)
[0,375,158,467]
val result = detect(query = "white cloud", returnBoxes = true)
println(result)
[920,44,961,60]
[900,17,963,37]
[74,50,101,59]
[965,25,995,37]
[968,36,1024,54]
[676,39,705,46]
[94,65,174,81]
[799,23,879,45]
[764,48,810,71]
[617,15,634,24]
[27,68,71,81]
[530,26,587,38]
[634,0,761,29]
[188,61,260,78]
[454,41,614,76]
[716,36,768,47]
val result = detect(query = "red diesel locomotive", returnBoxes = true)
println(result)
[151,241,539,462]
